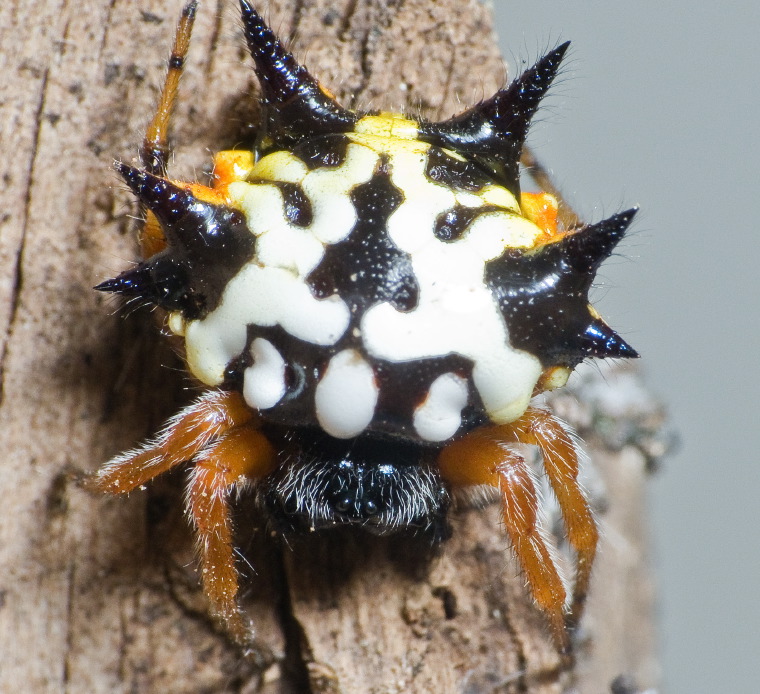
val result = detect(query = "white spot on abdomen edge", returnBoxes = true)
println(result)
[315,349,378,438]
[243,338,287,410]
[413,372,469,441]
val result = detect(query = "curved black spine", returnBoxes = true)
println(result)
[419,42,569,192]
[239,0,357,144]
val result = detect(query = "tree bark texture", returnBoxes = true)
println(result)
[0,1,666,692]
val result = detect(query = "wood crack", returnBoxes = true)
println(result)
[338,0,361,41]
[290,0,307,40]
[275,547,313,692]
[62,561,75,693]
[95,0,118,62]
[497,582,530,693]
[0,66,49,410]
[205,0,226,77]
[436,42,458,120]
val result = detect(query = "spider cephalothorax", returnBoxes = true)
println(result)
[88,0,638,652]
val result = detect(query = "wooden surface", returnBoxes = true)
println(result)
[0,1,665,692]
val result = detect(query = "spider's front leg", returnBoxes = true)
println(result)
[438,407,597,653]
[85,390,277,643]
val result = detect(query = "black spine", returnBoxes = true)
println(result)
[99,163,256,318]
[418,42,569,192]
[485,207,639,366]
[239,0,357,143]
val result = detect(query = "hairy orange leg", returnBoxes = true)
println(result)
[85,390,253,494]
[501,407,598,627]
[187,425,277,643]
[87,389,276,642]
[518,158,596,626]
[138,0,198,257]
[438,431,570,653]
[141,0,197,177]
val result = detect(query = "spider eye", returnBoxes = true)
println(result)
[334,494,355,515]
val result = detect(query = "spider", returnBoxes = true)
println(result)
[86,0,638,653]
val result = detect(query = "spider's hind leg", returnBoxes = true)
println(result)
[502,407,598,629]
[438,426,570,653]
[437,406,598,653]
[86,389,278,644]
[186,421,276,643]
[85,390,253,496]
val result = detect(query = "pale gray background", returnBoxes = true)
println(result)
[493,2,760,692]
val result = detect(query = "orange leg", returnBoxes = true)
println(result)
[500,408,598,628]
[133,3,256,257]
[439,406,598,650]
[519,149,594,626]
[86,389,277,643]
[138,1,198,258]
[141,0,197,178]
[85,390,254,494]
[187,424,276,642]
[438,430,570,653]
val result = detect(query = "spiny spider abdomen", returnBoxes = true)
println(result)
[88,0,638,652]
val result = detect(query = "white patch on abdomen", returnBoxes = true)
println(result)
[462,212,540,259]
[301,144,379,244]
[243,338,287,410]
[230,183,325,276]
[413,372,469,441]
[184,266,350,385]
[383,149,457,254]
[315,349,379,439]
[182,143,383,387]
[363,186,544,425]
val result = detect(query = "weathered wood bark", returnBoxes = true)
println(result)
[0,1,665,692]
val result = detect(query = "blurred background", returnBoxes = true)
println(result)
[493,2,760,692]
